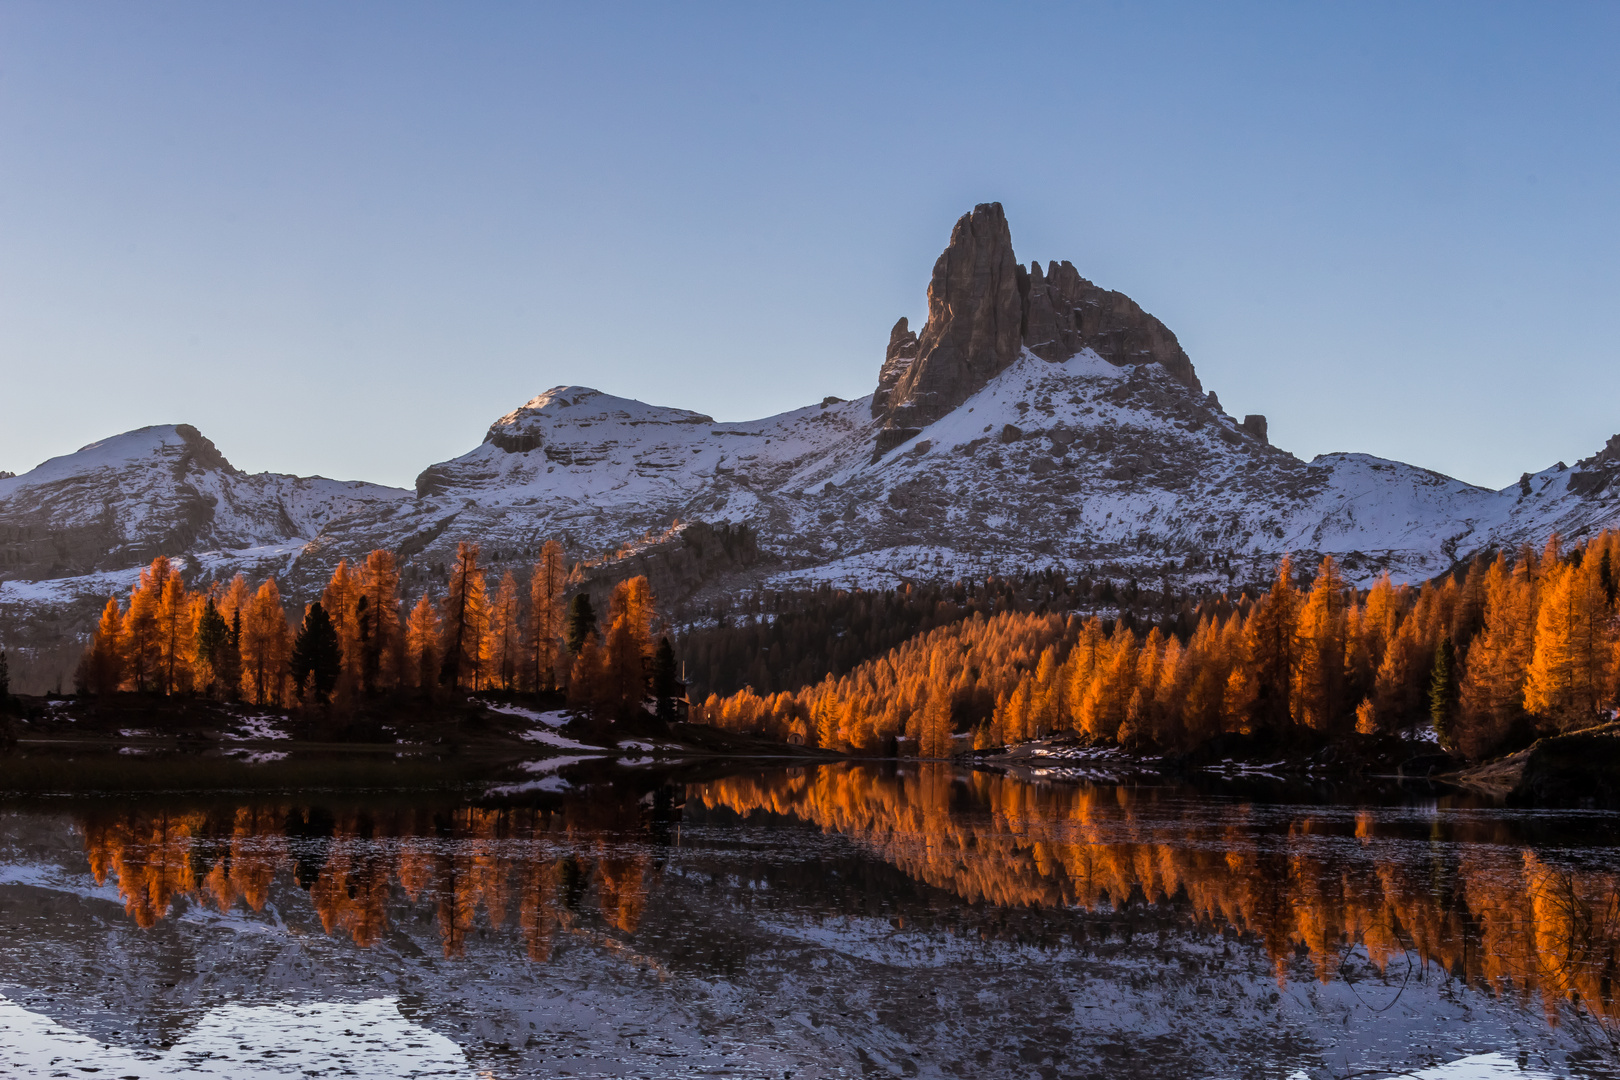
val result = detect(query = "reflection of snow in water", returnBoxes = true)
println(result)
[482,754,601,796]
[1289,1052,1537,1079]
[229,715,290,741]
[0,995,475,1077]
[228,750,290,764]
[518,727,602,750]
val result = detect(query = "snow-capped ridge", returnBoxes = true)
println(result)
[12,202,1620,638]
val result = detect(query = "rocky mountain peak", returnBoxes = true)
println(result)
[873,203,1203,456]
[873,203,1023,453]
[481,386,717,456]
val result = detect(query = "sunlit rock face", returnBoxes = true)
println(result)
[11,203,1620,646]
[873,202,1200,456]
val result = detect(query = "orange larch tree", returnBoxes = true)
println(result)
[440,542,489,691]
[240,579,292,706]
[486,571,523,691]
[526,540,567,692]
[357,549,402,693]
[404,590,441,696]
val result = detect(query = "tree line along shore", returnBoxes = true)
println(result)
[5,529,1620,784]
[65,540,681,725]
[695,531,1620,769]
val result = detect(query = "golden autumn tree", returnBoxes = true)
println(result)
[1523,556,1614,730]
[1152,634,1188,746]
[1292,556,1350,734]
[240,579,292,706]
[404,590,441,696]
[919,687,953,758]
[119,557,172,693]
[602,614,644,720]
[526,540,567,692]
[1456,553,1537,758]
[1062,617,1107,730]
[155,570,195,696]
[322,559,362,690]
[1180,614,1233,745]
[1078,622,1137,741]
[440,542,489,691]
[219,573,251,628]
[600,576,658,718]
[1243,556,1301,736]
[486,571,523,691]
[83,596,126,695]
[356,549,402,693]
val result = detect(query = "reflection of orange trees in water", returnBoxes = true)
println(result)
[78,802,655,959]
[84,810,208,929]
[697,765,1620,1023]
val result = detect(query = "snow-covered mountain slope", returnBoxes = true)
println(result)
[0,423,409,602]
[275,349,1620,605]
[8,355,1620,641]
[9,201,1620,643]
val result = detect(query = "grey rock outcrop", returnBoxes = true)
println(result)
[874,204,1023,452]
[1241,415,1268,444]
[1018,259,1200,391]
[1567,433,1620,497]
[873,203,1201,456]
[871,317,920,418]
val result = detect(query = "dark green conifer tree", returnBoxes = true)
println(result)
[651,636,679,723]
[290,602,342,705]
[1429,636,1458,750]
[565,594,597,655]
[219,609,244,701]
[1600,549,1616,608]
[195,599,229,696]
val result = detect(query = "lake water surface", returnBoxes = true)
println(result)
[0,758,1617,1079]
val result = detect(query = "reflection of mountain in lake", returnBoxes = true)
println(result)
[698,765,1620,1031]
[3,766,1617,1077]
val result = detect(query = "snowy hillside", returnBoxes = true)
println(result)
[11,352,1616,636]
[0,424,409,617]
[8,201,1620,637]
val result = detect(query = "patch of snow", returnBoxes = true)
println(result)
[1401,723,1442,744]
[228,715,290,741]
[518,727,603,751]
[0,994,477,1078]
[486,703,569,727]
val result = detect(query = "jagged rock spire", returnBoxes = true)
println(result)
[873,204,1023,452]
[873,202,1201,455]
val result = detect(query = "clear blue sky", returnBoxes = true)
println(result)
[2,2,1617,490]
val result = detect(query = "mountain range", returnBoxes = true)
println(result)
[6,201,1620,645]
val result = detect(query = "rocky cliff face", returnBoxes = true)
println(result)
[873,204,1024,453]
[1019,258,1200,390]
[872,203,1201,456]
